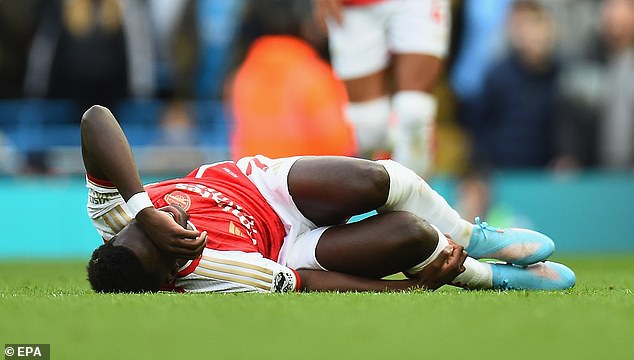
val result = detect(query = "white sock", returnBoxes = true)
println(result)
[346,97,391,158]
[392,91,437,176]
[452,257,493,289]
[378,159,473,247]
[405,225,451,276]
[405,230,492,289]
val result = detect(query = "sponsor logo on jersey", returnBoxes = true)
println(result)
[88,191,120,205]
[229,221,248,239]
[164,191,192,211]
[221,166,239,178]
[174,182,259,245]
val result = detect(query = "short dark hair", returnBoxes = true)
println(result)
[87,242,162,293]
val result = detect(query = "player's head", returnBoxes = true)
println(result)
[601,0,634,51]
[87,205,189,293]
[507,0,556,65]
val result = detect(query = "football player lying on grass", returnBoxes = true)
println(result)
[83,105,575,293]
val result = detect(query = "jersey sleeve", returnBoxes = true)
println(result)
[176,249,300,293]
[85,175,134,241]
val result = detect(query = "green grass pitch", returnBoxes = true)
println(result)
[1,255,632,360]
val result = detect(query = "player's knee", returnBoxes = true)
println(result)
[347,98,390,153]
[392,212,438,257]
[354,160,390,203]
[393,91,436,128]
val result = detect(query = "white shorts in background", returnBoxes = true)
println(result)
[328,0,451,79]
[236,155,328,271]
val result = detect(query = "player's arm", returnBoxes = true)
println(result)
[297,270,416,291]
[297,245,466,292]
[80,105,205,259]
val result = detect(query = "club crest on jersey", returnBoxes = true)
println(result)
[164,191,191,211]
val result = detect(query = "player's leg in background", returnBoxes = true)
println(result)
[392,53,443,177]
[344,71,391,158]
[327,4,391,158]
[390,0,451,177]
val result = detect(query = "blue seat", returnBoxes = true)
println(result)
[0,100,79,150]
[113,99,164,124]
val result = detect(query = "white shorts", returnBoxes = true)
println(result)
[328,0,451,79]
[236,155,328,271]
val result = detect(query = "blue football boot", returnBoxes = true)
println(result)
[491,261,576,290]
[466,217,555,266]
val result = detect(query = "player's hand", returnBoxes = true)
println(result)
[410,241,467,290]
[313,0,343,32]
[136,207,207,259]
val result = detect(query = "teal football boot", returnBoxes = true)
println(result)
[491,261,576,290]
[466,217,555,266]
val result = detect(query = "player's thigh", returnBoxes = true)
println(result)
[316,211,439,278]
[393,53,444,92]
[344,70,388,102]
[287,156,389,226]
[389,0,449,91]
[328,5,390,83]
[388,0,450,56]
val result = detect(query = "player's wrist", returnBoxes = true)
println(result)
[291,269,302,292]
[272,268,302,293]
[126,191,154,218]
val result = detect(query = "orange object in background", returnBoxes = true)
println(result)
[231,36,356,160]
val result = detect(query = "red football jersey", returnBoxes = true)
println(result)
[145,162,287,261]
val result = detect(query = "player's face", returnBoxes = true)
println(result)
[110,204,193,285]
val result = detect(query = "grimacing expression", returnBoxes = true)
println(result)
[110,205,192,283]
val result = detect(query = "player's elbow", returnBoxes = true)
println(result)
[80,105,116,137]
[81,105,111,128]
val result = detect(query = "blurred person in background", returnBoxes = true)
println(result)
[24,0,129,111]
[539,0,602,61]
[229,0,356,160]
[0,1,46,174]
[0,0,46,98]
[196,0,246,99]
[154,100,197,147]
[468,0,560,169]
[313,0,451,177]
[146,0,200,99]
[25,0,200,102]
[555,0,634,170]
[450,0,515,137]
[455,170,534,229]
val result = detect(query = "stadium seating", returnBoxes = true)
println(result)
[0,99,231,174]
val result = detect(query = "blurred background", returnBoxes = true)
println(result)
[0,0,632,258]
